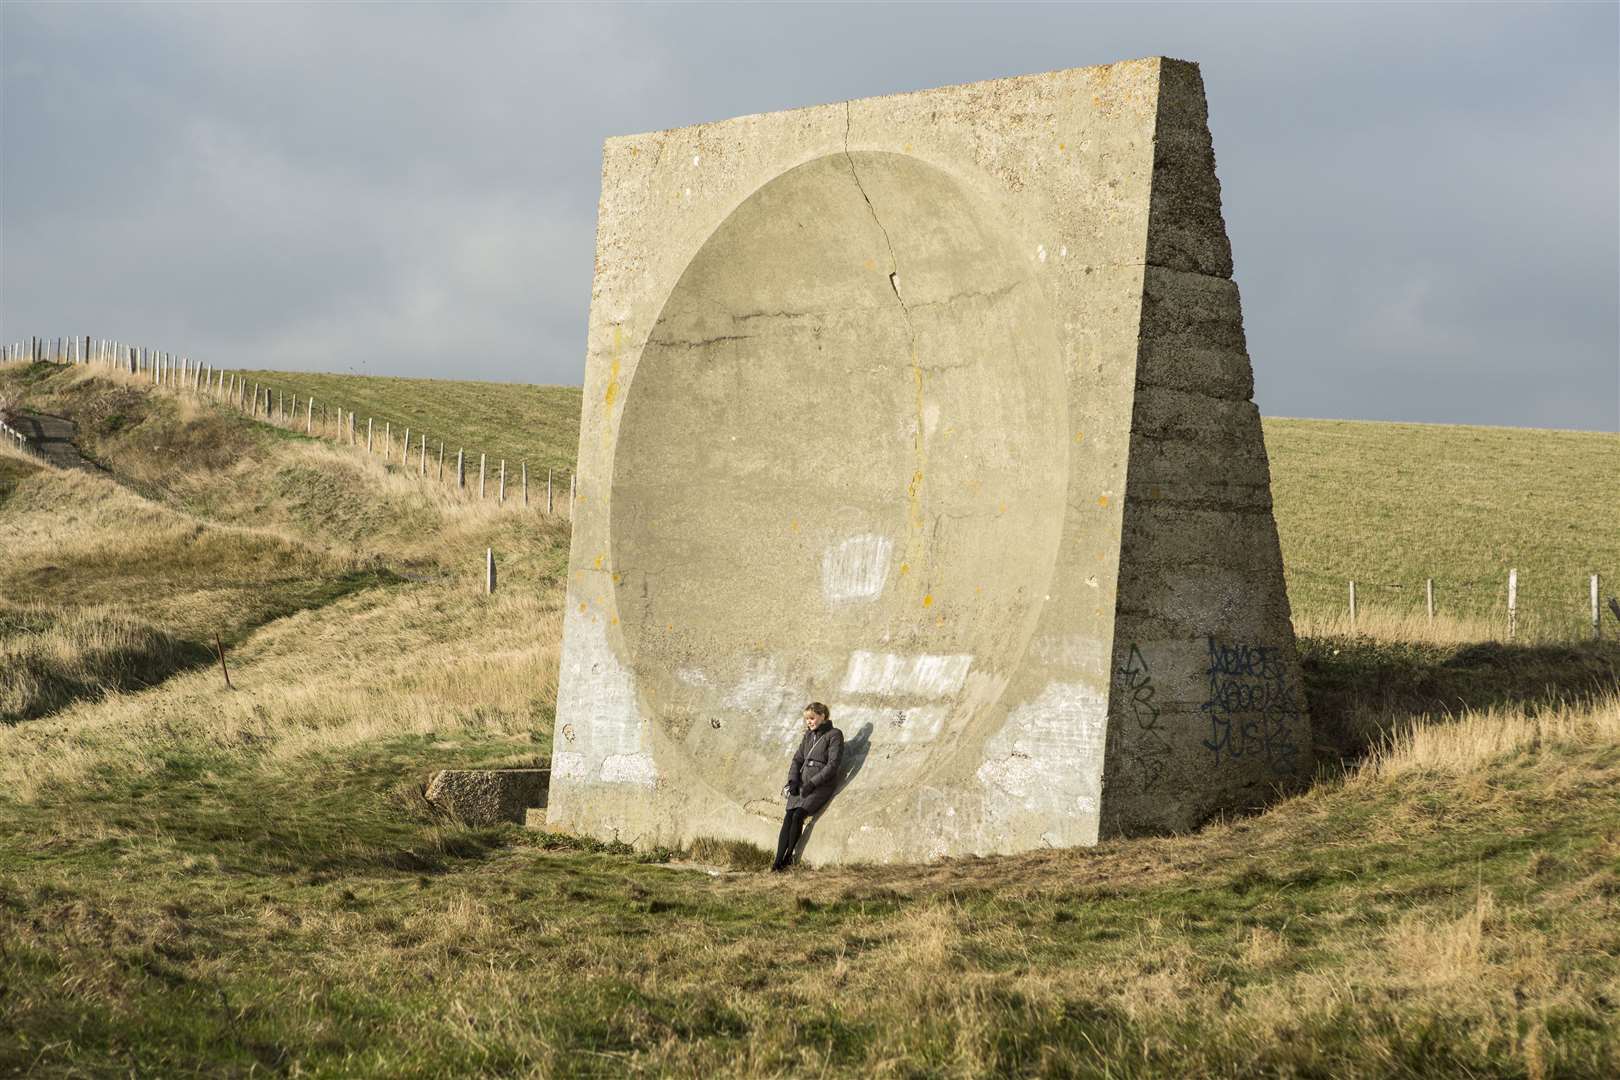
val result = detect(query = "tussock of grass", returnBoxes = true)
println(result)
[1359,689,1620,781]
[685,836,775,872]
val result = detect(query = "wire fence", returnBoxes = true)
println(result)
[3,334,575,516]
[1284,565,1612,643]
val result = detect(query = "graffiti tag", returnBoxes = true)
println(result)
[1114,644,1171,788]
[1200,638,1302,777]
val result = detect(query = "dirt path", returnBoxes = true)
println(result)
[14,410,99,473]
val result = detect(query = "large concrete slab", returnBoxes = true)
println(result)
[548,57,1311,863]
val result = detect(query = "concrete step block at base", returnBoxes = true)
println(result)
[425,768,550,826]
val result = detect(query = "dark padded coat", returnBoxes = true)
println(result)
[785,722,843,814]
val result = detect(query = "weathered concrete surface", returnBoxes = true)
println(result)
[425,769,549,826]
[549,57,1310,863]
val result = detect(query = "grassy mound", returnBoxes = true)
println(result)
[2,358,1617,1075]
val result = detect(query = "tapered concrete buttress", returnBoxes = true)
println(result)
[549,57,1311,863]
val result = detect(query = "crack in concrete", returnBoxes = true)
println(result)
[844,101,931,597]
[844,102,907,315]
[644,333,757,350]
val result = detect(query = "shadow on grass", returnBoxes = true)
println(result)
[1300,635,1620,764]
[2,567,403,727]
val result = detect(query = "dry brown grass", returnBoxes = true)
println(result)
[1358,690,1620,782]
[0,580,562,801]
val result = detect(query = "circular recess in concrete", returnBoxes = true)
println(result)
[609,151,1068,808]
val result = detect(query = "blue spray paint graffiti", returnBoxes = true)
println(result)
[1200,638,1302,776]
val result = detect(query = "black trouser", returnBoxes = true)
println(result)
[773,807,808,870]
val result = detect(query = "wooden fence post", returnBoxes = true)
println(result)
[1426,578,1435,623]
[1507,568,1518,640]
[522,461,528,507]
[486,548,496,595]
[1348,580,1357,627]
[367,418,373,455]
[479,453,486,499]
[456,448,464,489]
[402,427,410,467]
[306,397,314,434]
[1592,574,1601,641]
[499,459,506,503]
[546,468,553,514]
[385,421,391,457]
[348,411,355,446]
[438,441,444,481]
[419,434,427,475]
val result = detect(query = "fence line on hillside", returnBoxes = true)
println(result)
[0,416,37,457]
[3,334,574,517]
[1287,564,1614,642]
[7,336,1615,639]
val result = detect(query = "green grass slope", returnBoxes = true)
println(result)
[232,368,582,477]
[1267,418,1619,636]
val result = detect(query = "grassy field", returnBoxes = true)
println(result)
[231,368,583,477]
[1268,418,1618,638]
[2,359,1618,1077]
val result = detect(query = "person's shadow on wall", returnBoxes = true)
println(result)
[793,721,872,864]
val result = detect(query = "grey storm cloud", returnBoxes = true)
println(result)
[2,2,1615,430]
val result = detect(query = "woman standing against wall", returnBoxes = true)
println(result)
[771,703,843,872]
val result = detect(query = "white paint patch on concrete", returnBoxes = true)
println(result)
[600,752,659,787]
[723,657,809,749]
[1029,634,1105,671]
[923,401,941,442]
[840,651,973,698]
[674,666,710,687]
[976,682,1106,836]
[551,751,588,781]
[554,602,647,780]
[724,657,785,712]
[830,703,948,744]
[889,704,947,744]
[821,535,893,604]
[829,704,887,732]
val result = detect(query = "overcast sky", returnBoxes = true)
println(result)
[2,2,1615,430]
